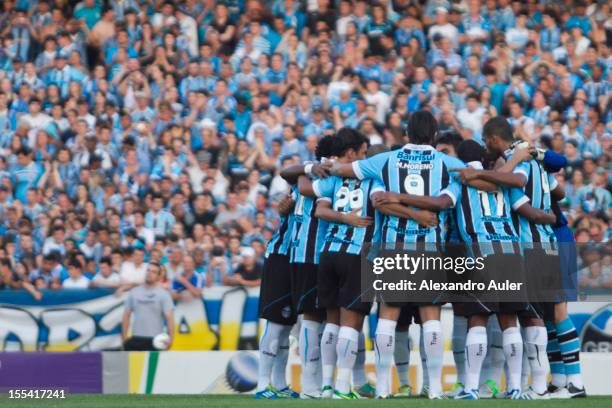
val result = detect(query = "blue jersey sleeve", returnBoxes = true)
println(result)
[369,179,386,197]
[440,155,465,206]
[509,187,530,210]
[512,160,530,182]
[312,176,336,200]
[353,151,392,180]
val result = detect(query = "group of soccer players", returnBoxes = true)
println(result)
[255,111,587,400]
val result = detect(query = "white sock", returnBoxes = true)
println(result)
[465,326,487,391]
[395,330,411,387]
[336,326,359,394]
[374,318,396,397]
[272,325,292,390]
[257,321,285,391]
[452,316,468,386]
[321,323,339,388]
[316,323,324,389]
[502,327,523,391]
[299,320,322,395]
[419,326,429,389]
[422,320,444,396]
[525,326,549,394]
[353,331,367,387]
[483,318,505,388]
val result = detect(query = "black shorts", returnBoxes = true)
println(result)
[398,303,419,327]
[124,336,155,351]
[318,251,372,315]
[453,252,528,317]
[290,262,325,318]
[519,302,555,321]
[523,247,562,300]
[259,254,296,325]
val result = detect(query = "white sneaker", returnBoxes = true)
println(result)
[520,387,550,400]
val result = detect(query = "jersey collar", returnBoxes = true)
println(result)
[403,143,435,151]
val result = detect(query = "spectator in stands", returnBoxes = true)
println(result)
[0,0,607,298]
[62,259,89,289]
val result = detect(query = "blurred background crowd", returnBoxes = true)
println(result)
[0,0,610,299]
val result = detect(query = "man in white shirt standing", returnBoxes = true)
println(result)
[62,259,90,289]
[363,79,390,125]
[428,8,458,49]
[457,93,486,136]
[119,247,148,286]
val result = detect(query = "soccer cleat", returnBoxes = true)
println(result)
[393,384,412,398]
[446,382,464,398]
[332,389,360,400]
[566,383,587,399]
[321,385,333,399]
[479,379,500,399]
[277,387,300,399]
[428,392,448,400]
[300,391,322,399]
[354,383,376,399]
[375,394,390,399]
[519,387,550,400]
[255,386,280,399]
[419,384,430,398]
[454,389,479,400]
[549,386,570,399]
[505,388,522,400]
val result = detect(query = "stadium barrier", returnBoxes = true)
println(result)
[0,290,610,353]
[0,287,260,351]
[0,350,611,395]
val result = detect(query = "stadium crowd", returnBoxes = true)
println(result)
[0,0,610,299]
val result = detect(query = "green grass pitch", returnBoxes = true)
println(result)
[2,395,612,408]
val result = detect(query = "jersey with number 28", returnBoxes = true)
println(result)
[313,176,384,255]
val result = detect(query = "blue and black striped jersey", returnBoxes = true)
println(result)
[352,144,464,250]
[265,214,293,258]
[505,150,558,247]
[289,185,329,264]
[312,176,384,255]
[454,163,522,256]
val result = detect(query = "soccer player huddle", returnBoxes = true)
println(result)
[256,111,586,400]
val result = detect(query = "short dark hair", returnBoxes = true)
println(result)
[315,135,343,161]
[407,111,438,145]
[483,117,513,142]
[69,259,82,269]
[457,140,486,164]
[336,128,369,157]
[435,132,463,150]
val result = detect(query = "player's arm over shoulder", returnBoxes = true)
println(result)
[509,188,556,225]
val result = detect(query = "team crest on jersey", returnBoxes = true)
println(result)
[281,305,292,319]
